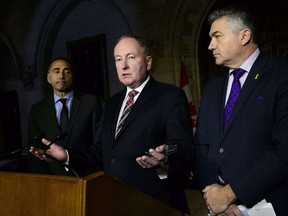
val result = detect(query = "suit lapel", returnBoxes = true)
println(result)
[218,74,229,133]
[46,98,62,133]
[223,53,268,133]
[114,77,157,141]
[67,94,81,142]
[111,91,126,142]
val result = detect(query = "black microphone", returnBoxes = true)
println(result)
[0,132,45,159]
[41,132,79,177]
[43,131,67,156]
[44,131,67,151]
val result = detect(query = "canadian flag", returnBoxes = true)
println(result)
[180,58,197,134]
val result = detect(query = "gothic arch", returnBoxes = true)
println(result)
[35,0,131,97]
[162,0,212,107]
[0,28,19,90]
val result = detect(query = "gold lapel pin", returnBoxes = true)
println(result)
[254,73,259,80]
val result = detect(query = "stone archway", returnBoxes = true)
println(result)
[0,29,19,91]
[35,0,131,98]
[0,29,22,155]
[167,0,211,108]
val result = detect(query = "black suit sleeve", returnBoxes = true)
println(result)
[165,89,194,185]
[68,97,103,176]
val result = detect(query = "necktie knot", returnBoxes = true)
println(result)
[59,98,67,105]
[232,68,246,80]
[128,90,138,99]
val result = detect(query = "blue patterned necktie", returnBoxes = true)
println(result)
[224,68,246,129]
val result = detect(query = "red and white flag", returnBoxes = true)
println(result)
[180,58,197,134]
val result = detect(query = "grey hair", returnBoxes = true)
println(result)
[114,35,151,56]
[208,5,259,44]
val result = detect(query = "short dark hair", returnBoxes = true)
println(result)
[208,5,260,44]
[48,57,73,72]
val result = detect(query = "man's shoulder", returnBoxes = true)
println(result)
[31,97,51,107]
[156,80,180,90]
[258,52,288,67]
[153,80,185,98]
[74,92,99,101]
[148,76,183,92]
[106,89,125,102]
[30,98,52,114]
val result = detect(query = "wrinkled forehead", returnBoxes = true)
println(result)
[114,37,143,56]
[209,16,230,36]
[50,60,72,70]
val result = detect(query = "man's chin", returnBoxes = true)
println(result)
[121,79,133,87]
[58,88,70,93]
[215,59,223,65]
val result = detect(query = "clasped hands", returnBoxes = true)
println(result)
[136,144,168,168]
[29,138,67,162]
[203,183,244,216]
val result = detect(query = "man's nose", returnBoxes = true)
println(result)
[59,71,65,78]
[208,39,214,50]
[121,59,128,69]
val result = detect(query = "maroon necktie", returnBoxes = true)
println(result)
[115,90,138,137]
[224,68,246,129]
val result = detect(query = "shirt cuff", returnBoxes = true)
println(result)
[64,149,69,171]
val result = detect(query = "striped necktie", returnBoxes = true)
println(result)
[115,90,138,137]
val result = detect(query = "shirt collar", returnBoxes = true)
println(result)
[229,48,260,75]
[54,91,74,103]
[125,75,150,96]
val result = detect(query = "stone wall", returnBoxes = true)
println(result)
[0,0,212,145]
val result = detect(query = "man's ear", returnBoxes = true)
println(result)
[240,28,251,46]
[47,73,51,84]
[146,56,152,71]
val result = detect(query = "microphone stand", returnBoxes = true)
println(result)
[0,133,44,159]
[43,131,67,155]
[42,132,79,177]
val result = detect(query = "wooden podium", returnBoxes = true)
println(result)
[0,171,185,216]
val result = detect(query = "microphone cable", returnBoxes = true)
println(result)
[0,132,45,159]
[42,131,79,177]
[43,153,79,177]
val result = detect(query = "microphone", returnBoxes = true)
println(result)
[0,132,45,159]
[44,131,67,151]
[41,132,79,177]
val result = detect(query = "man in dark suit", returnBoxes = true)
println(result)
[101,35,193,213]
[28,57,102,177]
[194,5,288,216]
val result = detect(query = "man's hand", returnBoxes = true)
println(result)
[136,144,167,168]
[217,204,244,216]
[203,184,237,215]
[29,138,67,162]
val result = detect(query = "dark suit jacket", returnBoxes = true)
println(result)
[28,92,103,177]
[101,77,194,213]
[195,52,288,216]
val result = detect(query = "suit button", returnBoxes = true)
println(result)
[110,158,116,164]
[219,148,224,153]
